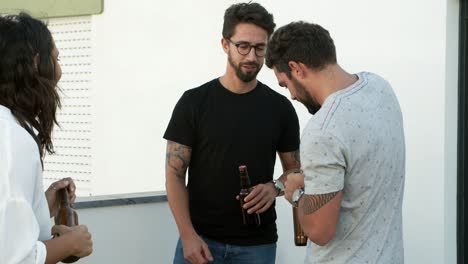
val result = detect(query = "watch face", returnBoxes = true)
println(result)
[292,188,303,202]
[292,189,299,201]
[275,180,285,191]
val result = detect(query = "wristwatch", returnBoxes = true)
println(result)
[291,188,305,208]
[272,179,285,196]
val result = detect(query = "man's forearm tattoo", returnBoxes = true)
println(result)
[166,141,191,180]
[299,191,338,215]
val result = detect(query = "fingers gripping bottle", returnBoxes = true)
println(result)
[238,165,261,227]
[54,188,80,263]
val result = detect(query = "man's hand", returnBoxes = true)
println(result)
[284,172,305,203]
[181,233,213,264]
[238,182,277,214]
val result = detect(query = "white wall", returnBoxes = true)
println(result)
[444,1,459,263]
[85,0,459,263]
[77,201,179,264]
[75,198,307,264]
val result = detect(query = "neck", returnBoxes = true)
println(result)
[219,65,257,94]
[314,64,357,104]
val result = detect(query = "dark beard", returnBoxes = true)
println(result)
[228,53,261,82]
[305,102,321,115]
[291,77,321,115]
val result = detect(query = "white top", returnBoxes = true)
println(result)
[0,105,51,264]
[302,72,405,263]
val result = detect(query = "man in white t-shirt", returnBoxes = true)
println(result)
[265,21,405,263]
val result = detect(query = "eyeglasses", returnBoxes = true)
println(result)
[226,39,267,57]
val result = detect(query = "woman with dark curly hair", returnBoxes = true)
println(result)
[0,13,93,264]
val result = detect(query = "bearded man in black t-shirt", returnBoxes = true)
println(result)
[164,3,300,264]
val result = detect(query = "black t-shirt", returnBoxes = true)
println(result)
[163,78,300,245]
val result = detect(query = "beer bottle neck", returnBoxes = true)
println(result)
[240,174,251,189]
[59,189,71,208]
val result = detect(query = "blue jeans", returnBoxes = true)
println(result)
[173,236,276,264]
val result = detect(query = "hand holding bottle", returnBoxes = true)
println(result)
[52,225,93,258]
[239,182,277,214]
[284,171,305,204]
[54,187,82,262]
[238,165,262,226]
[284,171,308,246]
[45,177,76,217]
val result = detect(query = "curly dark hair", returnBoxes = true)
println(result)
[222,2,275,39]
[265,21,337,78]
[0,13,61,158]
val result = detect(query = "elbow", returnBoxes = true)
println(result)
[304,225,336,246]
[165,173,184,187]
[165,174,186,192]
[165,177,176,192]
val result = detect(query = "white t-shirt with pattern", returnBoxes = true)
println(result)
[301,72,405,264]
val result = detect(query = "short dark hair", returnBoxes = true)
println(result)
[265,21,337,78]
[0,13,61,157]
[222,2,275,39]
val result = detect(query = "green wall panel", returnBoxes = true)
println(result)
[0,0,103,18]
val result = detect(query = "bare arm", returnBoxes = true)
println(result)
[165,140,213,263]
[284,172,343,246]
[278,149,301,185]
[298,191,343,246]
[165,140,194,237]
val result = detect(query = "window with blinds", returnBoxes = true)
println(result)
[43,16,93,196]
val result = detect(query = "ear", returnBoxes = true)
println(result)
[221,38,229,54]
[288,61,306,79]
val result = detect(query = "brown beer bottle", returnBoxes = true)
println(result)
[238,165,261,226]
[293,207,308,246]
[54,188,80,263]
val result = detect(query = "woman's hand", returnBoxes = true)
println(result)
[52,224,72,237]
[45,177,76,217]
